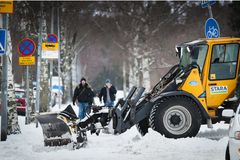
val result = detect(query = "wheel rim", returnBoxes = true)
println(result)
[163,105,192,135]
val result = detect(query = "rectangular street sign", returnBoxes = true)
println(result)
[42,42,59,59]
[201,0,216,8]
[42,42,58,50]
[19,56,35,65]
[0,29,7,56]
[0,0,13,13]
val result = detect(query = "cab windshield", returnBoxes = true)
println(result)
[179,44,208,73]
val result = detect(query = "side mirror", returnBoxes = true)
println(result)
[222,109,234,118]
[175,46,181,58]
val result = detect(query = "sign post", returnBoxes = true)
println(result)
[201,0,220,38]
[0,1,13,141]
[48,7,57,109]
[0,14,8,141]
[48,7,55,109]
[0,0,13,141]
[57,7,61,109]
[18,38,36,124]
[48,7,55,110]
[42,34,59,110]
[201,0,216,18]
[35,1,43,128]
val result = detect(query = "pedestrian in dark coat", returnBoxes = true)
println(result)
[73,77,94,120]
[99,79,117,108]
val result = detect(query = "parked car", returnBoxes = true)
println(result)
[223,105,240,160]
[15,88,26,115]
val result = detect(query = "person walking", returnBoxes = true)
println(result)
[51,92,57,107]
[72,77,94,120]
[99,79,117,108]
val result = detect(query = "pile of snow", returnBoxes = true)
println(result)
[0,90,230,160]
[0,114,229,160]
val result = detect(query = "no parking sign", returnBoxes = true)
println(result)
[47,34,58,43]
[18,38,36,65]
[18,38,36,56]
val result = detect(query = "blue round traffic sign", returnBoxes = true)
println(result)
[47,34,58,43]
[205,18,220,38]
[18,38,36,56]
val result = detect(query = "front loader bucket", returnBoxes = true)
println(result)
[113,86,146,133]
[36,113,72,146]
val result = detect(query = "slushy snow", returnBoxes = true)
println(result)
[0,91,230,160]
[0,114,230,160]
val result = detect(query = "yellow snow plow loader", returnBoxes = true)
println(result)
[37,37,240,148]
[113,37,240,138]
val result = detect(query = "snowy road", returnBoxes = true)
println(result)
[0,114,229,160]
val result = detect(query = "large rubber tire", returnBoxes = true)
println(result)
[149,96,201,138]
[136,118,149,136]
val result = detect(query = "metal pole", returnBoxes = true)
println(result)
[35,2,43,127]
[208,4,213,18]
[1,14,8,141]
[25,66,30,124]
[49,7,54,109]
[57,6,61,109]
[49,62,53,109]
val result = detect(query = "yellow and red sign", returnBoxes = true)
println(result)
[19,56,35,66]
[42,42,59,59]
[42,42,58,50]
[0,0,13,13]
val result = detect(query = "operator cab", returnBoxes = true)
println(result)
[176,40,208,74]
[177,38,240,109]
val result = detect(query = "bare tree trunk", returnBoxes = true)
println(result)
[40,59,49,112]
[128,34,142,89]
[40,15,49,112]
[7,32,21,134]
[141,57,151,91]
[62,69,71,103]
[69,67,73,100]
[128,59,135,89]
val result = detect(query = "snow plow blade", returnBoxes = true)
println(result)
[36,113,72,146]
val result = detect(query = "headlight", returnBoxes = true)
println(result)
[234,131,240,140]
[175,77,182,84]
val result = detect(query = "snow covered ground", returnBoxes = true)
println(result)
[0,113,230,160]
[0,91,230,160]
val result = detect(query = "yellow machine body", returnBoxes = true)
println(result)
[178,37,240,118]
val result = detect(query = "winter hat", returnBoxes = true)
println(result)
[105,79,111,83]
[80,77,86,82]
